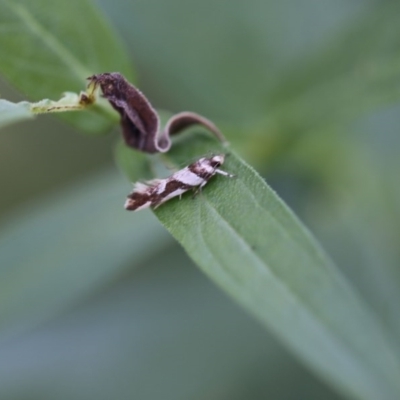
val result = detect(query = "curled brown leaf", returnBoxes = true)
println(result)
[88,72,226,153]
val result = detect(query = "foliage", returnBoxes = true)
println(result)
[0,1,400,400]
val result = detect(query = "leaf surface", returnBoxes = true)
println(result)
[0,100,33,129]
[154,133,400,400]
[0,0,133,132]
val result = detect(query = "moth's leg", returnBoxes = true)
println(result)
[192,186,201,198]
[215,168,236,178]
[192,181,207,198]
[152,202,161,210]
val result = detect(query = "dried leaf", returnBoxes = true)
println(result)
[89,72,226,153]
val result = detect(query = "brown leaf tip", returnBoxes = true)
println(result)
[88,72,226,153]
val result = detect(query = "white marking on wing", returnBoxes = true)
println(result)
[156,179,167,194]
[145,178,163,187]
[202,164,214,174]
[173,168,204,186]
[132,200,152,211]
[158,188,188,205]
[132,182,150,193]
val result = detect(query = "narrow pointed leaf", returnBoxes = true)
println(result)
[154,133,400,400]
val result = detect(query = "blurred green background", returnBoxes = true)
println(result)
[0,0,399,399]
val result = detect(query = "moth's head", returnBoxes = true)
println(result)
[209,154,225,168]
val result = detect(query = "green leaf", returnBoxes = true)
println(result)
[0,0,133,132]
[0,168,172,338]
[0,99,33,129]
[154,133,400,400]
[285,134,400,341]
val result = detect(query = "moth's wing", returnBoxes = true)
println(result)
[132,179,163,192]
[131,181,151,194]
[143,178,164,188]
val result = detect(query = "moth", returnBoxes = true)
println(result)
[125,154,234,211]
